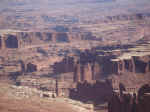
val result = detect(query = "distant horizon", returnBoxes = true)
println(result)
[0,0,150,15]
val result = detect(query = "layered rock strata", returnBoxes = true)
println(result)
[108,84,150,112]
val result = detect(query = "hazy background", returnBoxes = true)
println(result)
[0,0,150,15]
[0,0,150,30]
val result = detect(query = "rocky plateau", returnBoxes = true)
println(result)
[1,0,150,112]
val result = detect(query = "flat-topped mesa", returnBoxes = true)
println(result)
[112,55,150,74]
[51,50,116,83]
[76,54,150,82]
[106,12,150,22]
[0,59,39,78]
[0,30,99,50]
[0,31,69,49]
[111,58,135,74]
[51,43,150,84]
[17,32,72,43]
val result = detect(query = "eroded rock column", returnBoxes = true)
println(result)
[74,62,81,82]
[0,36,2,49]
[145,61,150,73]
[83,63,93,82]
[92,62,101,80]
[0,35,6,49]
[117,60,125,74]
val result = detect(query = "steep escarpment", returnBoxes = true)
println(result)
[0,34,19,49]
[48,38,150,103]
[52,50,115,83]
[0,29,150,112]
[108,84,150,112]
[1,1,150,112]
[52,46,150,84]
[112,56,150,74]
[70,80,113,104]
[106,13,150,22]
[0,31,63,49]
[53,57,75,74]
[5,34,18,48]
[0,30,102,50]
[17,32,71,44]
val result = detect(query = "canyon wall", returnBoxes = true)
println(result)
[106,13,150,22]
[50,42,150,100]
[112,56,150,75]
[0,31,98,49]
[70,80,113,104]
[0,32,70,49]
[108,84,150,112]
[52,50,150,83]
[0,28,150,106]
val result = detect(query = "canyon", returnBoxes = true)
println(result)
[1,26,150,111]
[0,0,150,112]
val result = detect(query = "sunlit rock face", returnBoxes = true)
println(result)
[0,32,71,50]
[51,40,150,83]
[112,56,150,74]
[0,36,2,48]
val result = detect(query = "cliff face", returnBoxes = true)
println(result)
[0,36,2,48]
[0,32,73,49]
[108,93,134,112]
[108,84,150,112]
[53,57,75,74]
[0,31,102,50]
[70,80,113,104]
[52,50,115,83]
[5,34,18,48]
[0,34,19,49]
[52,49,150,83]
[0,29,150,107]
[137,94,150,112]
[106,13,150,22]
[112,56,150,74]
[49,40,150,102]
[73,55,115,82]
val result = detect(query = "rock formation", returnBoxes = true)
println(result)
[53,57,75,74]
[137,84,150,112]
[53,49,150,84]
[0,1,150,112]
[26,63,37,73]
[5,34,18,48]
[70,80,113,104]
[108,84,150,112]
[106,13,150,22]
[0,31,98,50]
[0,14,150,110]
[0,36,2,48]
